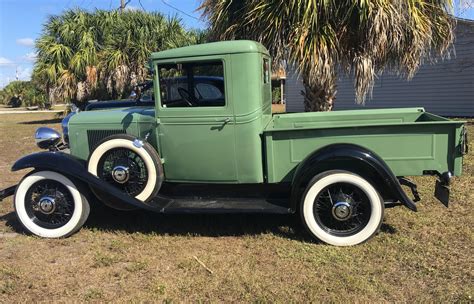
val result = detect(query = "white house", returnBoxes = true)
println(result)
[285,18,474,117]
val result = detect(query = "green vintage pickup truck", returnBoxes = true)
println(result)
[0,41,468,246]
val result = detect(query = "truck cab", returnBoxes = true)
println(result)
[151,40,272,183]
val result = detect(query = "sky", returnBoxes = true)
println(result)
[0,0,473,89]
[0,0,206,88]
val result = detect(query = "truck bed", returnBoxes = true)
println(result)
[263,108,465,183]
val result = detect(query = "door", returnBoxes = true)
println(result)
[155,58,238,182]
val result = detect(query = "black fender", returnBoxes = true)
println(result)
[11,152,156,211]
[290,143,418,212]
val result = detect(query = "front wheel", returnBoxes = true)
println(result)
[300,170,384,246]
[87,134,163,210]
[14,171,90,238]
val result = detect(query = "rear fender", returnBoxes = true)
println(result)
[11,152,153,211]
[290,144,418,212]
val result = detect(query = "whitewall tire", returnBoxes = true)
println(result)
[87,135,162,205]
[300,170,384,246]
[14,171,90,238]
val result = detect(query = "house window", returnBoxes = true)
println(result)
[158,61,225,107]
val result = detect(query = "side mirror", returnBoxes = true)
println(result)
[35,127,62,150]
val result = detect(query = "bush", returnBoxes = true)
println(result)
[272,87,282,104]
[0,81,48,108]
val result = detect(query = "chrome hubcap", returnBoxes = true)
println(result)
[38,196,56,215]
[332,202,352,221]
[111,165,130,184]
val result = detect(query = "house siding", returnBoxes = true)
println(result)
[286,19,474,117]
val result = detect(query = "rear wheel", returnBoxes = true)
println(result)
[87,134,163,210]
[14,171,90,238]
[300,170,384,246]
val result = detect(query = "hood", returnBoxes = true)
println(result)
[69,106,156,126]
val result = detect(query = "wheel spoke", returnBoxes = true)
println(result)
[327,189,334,205]
[313,182,372,237]
[97,148,148,197]
[24,180,75,229]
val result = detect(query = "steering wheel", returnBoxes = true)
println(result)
[177,87,195,107]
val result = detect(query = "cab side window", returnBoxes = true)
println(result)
[158,61,225,108]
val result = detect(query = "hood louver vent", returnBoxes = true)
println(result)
[87,129,125,152]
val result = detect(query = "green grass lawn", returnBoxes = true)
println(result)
[0,113,472,302]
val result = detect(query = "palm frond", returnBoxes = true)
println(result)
[199,0,454,108]
[33,8,203,103]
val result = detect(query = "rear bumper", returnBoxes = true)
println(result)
[0,185,16,202]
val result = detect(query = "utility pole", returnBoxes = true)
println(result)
[120,0,125,12]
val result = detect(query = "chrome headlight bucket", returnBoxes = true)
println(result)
[35,127,62,150]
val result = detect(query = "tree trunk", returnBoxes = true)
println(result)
[302,75,336,112]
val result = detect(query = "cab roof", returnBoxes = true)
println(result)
[150,40,269,60]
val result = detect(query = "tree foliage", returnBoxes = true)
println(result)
[0,81,48,108]
[33,9,207,104]
[199,0,454,111]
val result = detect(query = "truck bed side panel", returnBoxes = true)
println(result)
[264,116,464,183]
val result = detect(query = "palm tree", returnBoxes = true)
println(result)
[34,9,203,105]
[199,0,454,111]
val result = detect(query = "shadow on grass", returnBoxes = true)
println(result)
[1,203,398,242]
[20,118,62,125]
[0,208,308,241]
[380,223,397,234]
[85,205,310,241]
[0,211,23,233]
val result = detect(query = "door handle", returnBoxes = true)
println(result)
[216,117,231,124]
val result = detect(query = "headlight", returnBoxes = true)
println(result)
[61,112,76,143]
[35,127,62,150]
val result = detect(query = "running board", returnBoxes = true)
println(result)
[146,196,292,214]
[0,185,16,202]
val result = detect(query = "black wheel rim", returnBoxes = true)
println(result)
[313,182,372,237]
[24,180,75,229]
[97,148,148,196]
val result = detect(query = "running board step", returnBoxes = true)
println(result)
[147,196,292,214]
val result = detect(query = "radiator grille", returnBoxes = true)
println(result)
[87,129,125,152]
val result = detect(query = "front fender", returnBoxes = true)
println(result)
[12,151,87,173]
[12,152,152,211]
[291,144,418,212]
